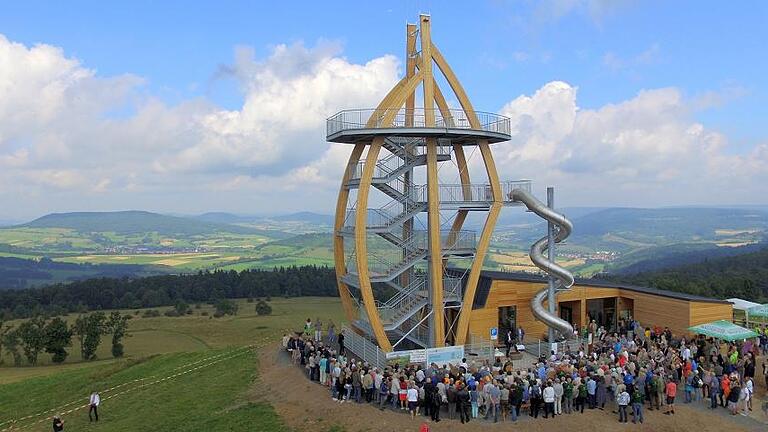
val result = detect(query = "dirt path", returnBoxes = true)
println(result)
[254,344,767,432]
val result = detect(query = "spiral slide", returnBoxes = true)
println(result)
[509,188,575,339]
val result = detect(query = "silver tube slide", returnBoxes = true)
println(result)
[509,188,575,339]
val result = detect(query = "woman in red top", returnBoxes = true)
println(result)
[398,376,408,410]
[683,360,692,379]
[664,380,677,415]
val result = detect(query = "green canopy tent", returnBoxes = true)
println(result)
[746,304,768,319]
[688,320,759,341]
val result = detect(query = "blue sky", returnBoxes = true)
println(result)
[0,1,766,218]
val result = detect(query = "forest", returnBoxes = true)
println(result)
[0,265,337,320]
[601,246,768,302]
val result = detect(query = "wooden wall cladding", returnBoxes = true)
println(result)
[467,279,733,340]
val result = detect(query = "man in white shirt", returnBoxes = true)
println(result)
[682,345,691,361]
[407,384,419,418]
[89,391,100,422]
[542,382,556,418]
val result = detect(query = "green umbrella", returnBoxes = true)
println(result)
[688,320,758,341]
[747,304,768,318]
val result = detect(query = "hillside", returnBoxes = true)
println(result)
[0,256,169,290]
[21,211,274,236]
[606,241,767,274]
[569,207,768,245]
[598,245,768,302]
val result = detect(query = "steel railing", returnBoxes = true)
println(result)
[327,108,511,136]
[342,325,388,370]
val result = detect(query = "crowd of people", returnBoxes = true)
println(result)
[284,317,768,425]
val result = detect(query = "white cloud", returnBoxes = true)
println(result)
[495,81,768,206]
[0,35,398,217]
[0,33,765,218]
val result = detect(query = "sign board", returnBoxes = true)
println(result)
[386,348,427,365]
[490,327,498,341]
[409,350,427,364]
[425,345,465,366]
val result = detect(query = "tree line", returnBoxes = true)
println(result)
[0,311,129,366]
[598,246,768,302]
[0,265,337,320]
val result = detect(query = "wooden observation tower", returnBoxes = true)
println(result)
[327,14,530,352]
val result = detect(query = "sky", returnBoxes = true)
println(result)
[1,0,767,221]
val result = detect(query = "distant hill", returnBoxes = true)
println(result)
[598,245,768,302]
[192,211,332,227]
[192,212,257,224]
[607,241,767,274]
[276,212,333,225]
[0,256,170,290]
[570,207,768,241]
[19,211,280,237]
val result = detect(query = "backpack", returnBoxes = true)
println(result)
[531,385,541,398]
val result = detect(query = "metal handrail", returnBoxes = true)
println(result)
[327,108,511,136]
[348,145,452,180]
[410,180,533,203]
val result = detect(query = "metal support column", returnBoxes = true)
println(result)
[547,186,556,348]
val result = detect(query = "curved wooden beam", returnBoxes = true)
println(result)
[431,44,480,129]
[333,144,366,323]
[354,137,391,351]
[455,140,502,345]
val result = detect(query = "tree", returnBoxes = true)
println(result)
[3,328,23,366]
[73,312,107,361]
[44,317,73,363]
[255,300,272,316]
[106,311,130,358]
[174,300,189,316]
[17,316,46,365]
[0,320,11,365]
[214,299,238,317]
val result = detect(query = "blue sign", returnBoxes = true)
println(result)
[490,327,498,340]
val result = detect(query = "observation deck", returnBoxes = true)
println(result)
[326,108,511,144]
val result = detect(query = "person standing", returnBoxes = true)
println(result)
[407,384,419,419]
[505,329,514,357]
[586,376,597,409]
[563,377,573,414]
[709,370,720,409]
[631,386,644,424]
[617,387,630,423]
[337,332,345,356]
[430,381,443,422]
[664,379,677,415]
[304,318,312,338]
[457,382,471,424]
[52,415,64,431]
[326,320,336,343]
[553,378,564,415]
[88,391,100,422]
[314,319,323,342]
[543,381,556,418]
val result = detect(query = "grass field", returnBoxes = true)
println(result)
[1,297,346,378]
[0,348,287,431]
[0,297,347,431]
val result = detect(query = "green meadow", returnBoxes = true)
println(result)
[0,297,346,431]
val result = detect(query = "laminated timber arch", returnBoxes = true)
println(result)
[330,14,520,352]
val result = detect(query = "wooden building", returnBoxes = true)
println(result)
[462,270,733,341]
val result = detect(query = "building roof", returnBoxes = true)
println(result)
[475,269,732,305]
[725,298,762,311]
